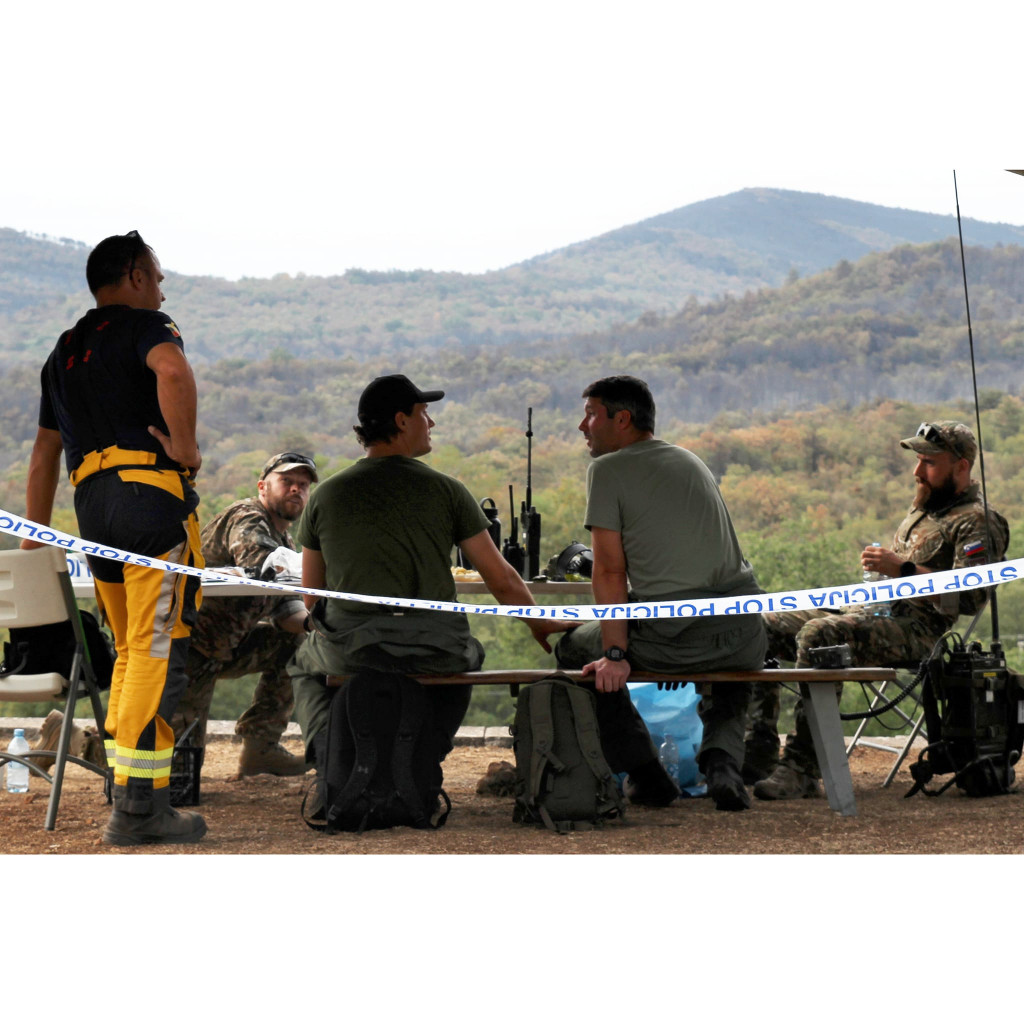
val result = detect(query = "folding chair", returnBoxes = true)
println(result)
[0,546,111,830]
[845,661,926,787]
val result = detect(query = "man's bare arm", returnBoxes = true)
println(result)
[278,609,311,634]
[145,341,201,473]
[301,547,326,612]
[461,529,572,653]
[585,526,631,692]
[21,427,63,550]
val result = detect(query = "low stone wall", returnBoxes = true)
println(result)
[0,717,515,747]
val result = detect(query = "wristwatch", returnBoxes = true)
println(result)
[604,646,628,662]
[899,561,916,578]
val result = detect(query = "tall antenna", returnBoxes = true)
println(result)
[953,170,998,639]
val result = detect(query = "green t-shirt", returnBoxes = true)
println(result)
[296,455,488,613]
[585,438,758,601]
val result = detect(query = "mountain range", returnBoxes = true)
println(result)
[3,187,1023,366]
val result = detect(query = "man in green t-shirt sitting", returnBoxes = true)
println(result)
[288,374,568,780]
[555,375,767,811]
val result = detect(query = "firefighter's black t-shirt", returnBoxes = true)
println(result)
[38,304,187,475]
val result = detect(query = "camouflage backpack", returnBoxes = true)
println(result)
[511,674,624,833]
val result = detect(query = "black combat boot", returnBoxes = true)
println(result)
[102,789,208,846]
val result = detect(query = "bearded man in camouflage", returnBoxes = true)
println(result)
[747,421,1009,800]
[171,452,318,777]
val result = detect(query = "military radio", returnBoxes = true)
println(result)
[520,407,543,580]
[906,636,1024,798]
[501,484,525,576]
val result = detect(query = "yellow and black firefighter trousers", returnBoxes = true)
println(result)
[73,450,203,814]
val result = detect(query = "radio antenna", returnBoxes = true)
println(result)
[953,170,998,639]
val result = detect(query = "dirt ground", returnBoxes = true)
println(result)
[4,732,1024,855]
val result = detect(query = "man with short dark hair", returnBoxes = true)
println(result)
[22,230,207,845]
[289,374,568,785]
[172,452,318,777]
[749,420,1009,800]
[556,375,767,811]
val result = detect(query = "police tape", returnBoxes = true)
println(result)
[2,508,1020,622]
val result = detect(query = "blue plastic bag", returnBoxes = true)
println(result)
[628,682,706,796]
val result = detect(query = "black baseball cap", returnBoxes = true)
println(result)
[357,374,445,423]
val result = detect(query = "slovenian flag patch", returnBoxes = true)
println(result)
[964,541,985,558]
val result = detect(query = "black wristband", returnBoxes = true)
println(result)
[899,561,916,578]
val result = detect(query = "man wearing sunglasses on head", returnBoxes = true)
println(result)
[171,452,319,780]
[747,421,1009,800]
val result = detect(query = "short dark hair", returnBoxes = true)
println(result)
[85,230,154,295]
[353,410,410,449]
[582,375,656,433]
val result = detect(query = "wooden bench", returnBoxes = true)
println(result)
[327,667,899,817]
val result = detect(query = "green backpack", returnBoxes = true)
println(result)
[511,674,624,833]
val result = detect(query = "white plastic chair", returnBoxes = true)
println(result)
[0,546,111,830]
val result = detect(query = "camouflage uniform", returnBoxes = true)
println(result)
[171,498,306,748]
[747,483,1009,777]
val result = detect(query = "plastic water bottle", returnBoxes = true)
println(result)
[863,542,883,584]
[862,542,890,616]
[658,733,680,784]
[5,729,31,793]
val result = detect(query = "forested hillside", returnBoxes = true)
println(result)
[4,189,1023,365]
[4,237,1021,487]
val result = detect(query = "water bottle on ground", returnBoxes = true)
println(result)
[5,729,31,793]
[658,733,680,784]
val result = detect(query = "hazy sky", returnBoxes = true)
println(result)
[3,2,1019,281]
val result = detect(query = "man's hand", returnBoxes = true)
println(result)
[148,424,202,475]
[581,655,631,693]
[523,618,574,653]
[462,529,578,654]
[860,545,908,578]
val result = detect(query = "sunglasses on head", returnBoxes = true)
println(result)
[125,230,147,279]
[266,453,316,473]
[915,422,964,460]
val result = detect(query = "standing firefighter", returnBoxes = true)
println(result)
[22,230,207,845]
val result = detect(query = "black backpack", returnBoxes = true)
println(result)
[308,670,451,834]
[511,673,624,833]
[1,610,115,692]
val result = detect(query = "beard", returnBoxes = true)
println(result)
[266,495,303,522]
[916,477,959,512]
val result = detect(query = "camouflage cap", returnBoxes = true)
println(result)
[259,452,318,482]
[900,421,977,466]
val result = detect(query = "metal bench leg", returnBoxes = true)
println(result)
[802,681,857,817]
